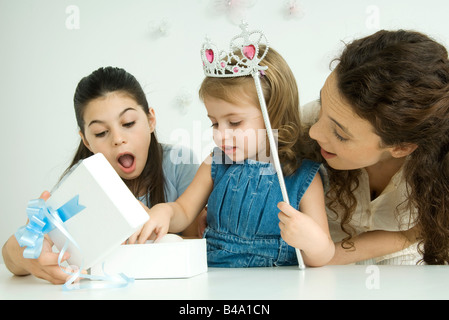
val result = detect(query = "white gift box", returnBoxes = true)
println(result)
[46,153,149,269]
[90,236,208,279]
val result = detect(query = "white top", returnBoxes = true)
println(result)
[327,167,421,265]
[302,101,421,265]
[327,167,416,239]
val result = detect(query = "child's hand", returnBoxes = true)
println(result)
[277,201,329,253]
[3,191,71,284]
[25,191,72,284]
[29,234,72,284]
[127,203,172,244]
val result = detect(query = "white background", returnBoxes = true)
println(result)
[1,0,448,262]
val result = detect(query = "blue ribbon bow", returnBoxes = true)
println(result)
[15,194,134,291]
[15,195,85,259]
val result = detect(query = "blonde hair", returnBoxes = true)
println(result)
[199,45,306,176]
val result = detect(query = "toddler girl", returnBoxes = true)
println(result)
[138,25,334,267]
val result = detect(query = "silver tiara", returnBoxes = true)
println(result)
[201,21,269,77]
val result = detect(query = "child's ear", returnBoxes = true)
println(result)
[148,108,156,132]
[390,143,418,158]
[79,131,93,152]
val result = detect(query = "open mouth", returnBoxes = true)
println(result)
[117,152,136,173]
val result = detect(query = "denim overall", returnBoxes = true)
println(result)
[204,148,321,267]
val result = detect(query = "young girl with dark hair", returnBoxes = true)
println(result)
[2,67,199,283]
[69,66,198,208]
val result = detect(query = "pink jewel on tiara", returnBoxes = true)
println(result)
[243,44,256,60]
[205,49,214,63]
[201,21,269,78]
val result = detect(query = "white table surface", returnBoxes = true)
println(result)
[3,263,449,301]
[1,263,449,300]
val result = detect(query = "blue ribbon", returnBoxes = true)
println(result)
[15,194,134,291]
[15,196,85,259]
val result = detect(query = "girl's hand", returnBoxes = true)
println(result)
[25,234,71,284]
[277,201,329,254]
[127,203,173,244]
[2,191,71,284]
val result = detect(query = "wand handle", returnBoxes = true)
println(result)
[253,73,305,270]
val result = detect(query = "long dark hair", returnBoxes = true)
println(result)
[321,30,449,264]
[65,66,165,207]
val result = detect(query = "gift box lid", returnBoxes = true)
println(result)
[47,153,149,269]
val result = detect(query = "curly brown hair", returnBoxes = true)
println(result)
[321,30,449,264]
[199,45,306,176]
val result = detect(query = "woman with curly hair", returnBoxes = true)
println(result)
[308,29,449,265]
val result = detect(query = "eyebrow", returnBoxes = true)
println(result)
[319,90,353,138]
[207,112,241,119]
[88,107,137,127]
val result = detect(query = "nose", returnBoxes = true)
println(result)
[309,119,325,144]
[214,125,233,143]
[111,129,126,146]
